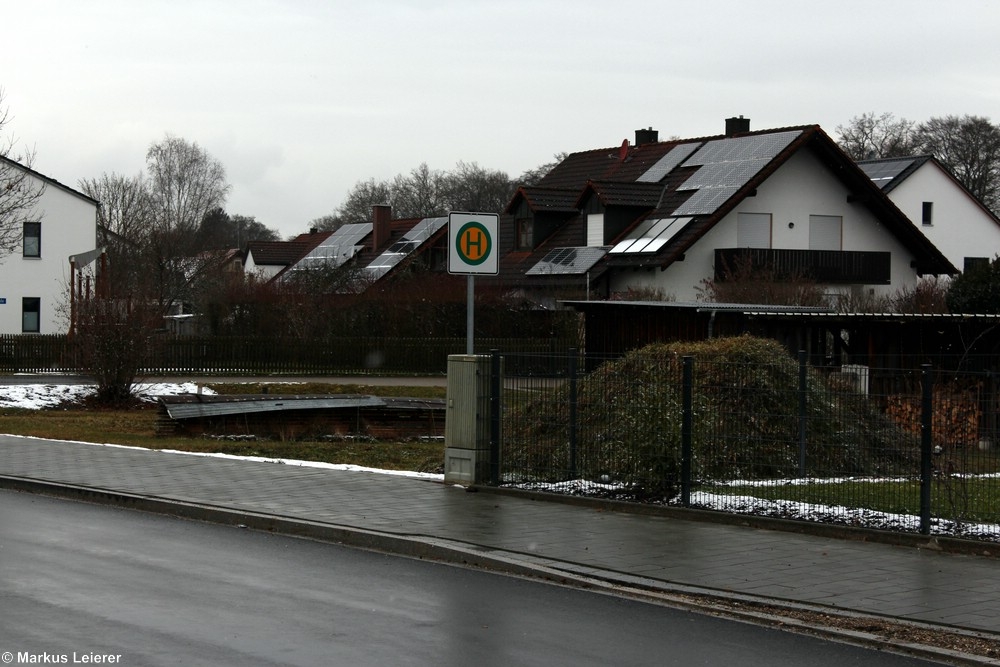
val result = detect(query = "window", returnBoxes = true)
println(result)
[809,215,843,251]
[23,222,41,257]
[736,213,771,248]
[922,202,933,226]
[516,218,533,250]
[964,257,989,273]
[22,298,40,333]
[587,213,605,247]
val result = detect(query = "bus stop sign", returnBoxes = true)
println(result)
[448,212,498,275]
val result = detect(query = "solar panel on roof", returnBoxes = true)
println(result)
[320,223,370,250]
[858,159,916,188]
[291,223,372,270]
[623,218,674,252]
[673,187,741,216]
[683,131,800,168]
[405,216,447,241]
[668,131,801,216]
[678,158,771,191]
[610,218,660,253]
[608,217,691,254]
[525,246,607,275]
[361,216,448,279]
[636,143,701,183]
[387,240,420,254]
[294,248,363,269]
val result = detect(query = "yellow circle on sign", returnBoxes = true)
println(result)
[456,221,492,265]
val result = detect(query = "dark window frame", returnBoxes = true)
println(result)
[22,297,40,333]
[964,257,989,273]
[921,202,933,226]
[23,221,41,257]
[516,218,533,250]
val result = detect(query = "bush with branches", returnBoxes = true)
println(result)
[503,336,919,499]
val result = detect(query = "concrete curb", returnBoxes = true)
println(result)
[3,474,999,666]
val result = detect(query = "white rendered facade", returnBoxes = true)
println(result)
[607,150,921,301]
[243,249,285,280]
[0,163,99,334]
[882,160,1000,272]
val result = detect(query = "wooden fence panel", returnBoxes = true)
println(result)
[0,335,580,375]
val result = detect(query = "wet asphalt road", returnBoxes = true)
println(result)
[0,490,938,667]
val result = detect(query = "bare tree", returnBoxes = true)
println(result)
[440,161,515,213]
[139,136,232,314]
[72,294,160,406]
[146,134,231,234]
[836,112,916,160]
[309,214,342,233]
[0,90,46,260]
[516,152,569,186]
[391,163,446,217]
[196,208,279,251]
[336,177,394,223]
[696,253,829,307]
[332,160,517,224]
[78,171,152,246]
[913,115,1000,214]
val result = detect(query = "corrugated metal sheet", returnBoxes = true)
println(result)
[160,394,422,420]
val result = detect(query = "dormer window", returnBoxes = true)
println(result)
[516,218,533,250]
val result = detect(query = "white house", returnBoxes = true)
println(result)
[243,230,333,280]
[858,155,1000,272]
[0,156,99,334]
[498,120,955,304]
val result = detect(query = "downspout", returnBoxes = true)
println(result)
[69,259,76,337]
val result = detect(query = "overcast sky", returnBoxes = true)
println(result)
[4,0,998,239]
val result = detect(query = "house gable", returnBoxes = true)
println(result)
[274,210,453,293]
[246,231,333,280]
[0,158,99,334]
[860,156,1000,272]
[496,122,956,304]
[613,148,928,300]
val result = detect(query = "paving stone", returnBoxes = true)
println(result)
[2,435,999,633]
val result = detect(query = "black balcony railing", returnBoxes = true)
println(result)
[715,248,891,284]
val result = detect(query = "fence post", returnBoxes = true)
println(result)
[490,349,502,486]
[920,364,933,535]
[798,350,807,477]
[568,347,578,480]
[681,356,693,507]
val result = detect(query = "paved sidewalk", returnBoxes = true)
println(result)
[2,434,1000,638]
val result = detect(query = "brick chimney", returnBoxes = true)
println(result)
[725,116,751,137]
[372,204,392,250]
[635,127,659,146]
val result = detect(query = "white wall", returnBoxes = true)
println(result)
[609,150,921,301]
[244,251,284,280]
[886,161,1000,270]
[0,173,98,334]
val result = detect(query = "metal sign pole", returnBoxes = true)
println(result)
[448,211,497,357]
[467,275,474,355]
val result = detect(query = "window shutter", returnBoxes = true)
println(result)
[587,214,605,247]
[809,215,842,251]
[737,213,771,248]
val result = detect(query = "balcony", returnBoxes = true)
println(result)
[714,248,891,285]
